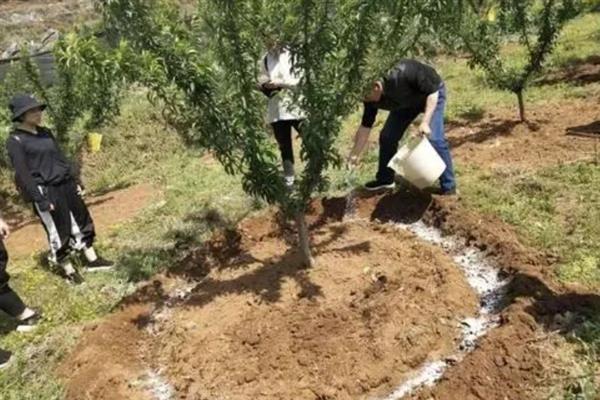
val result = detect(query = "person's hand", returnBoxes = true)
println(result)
[77,185,86,198]
[418,122,432,138]
[0,219,10,240]
[49,203,55,211]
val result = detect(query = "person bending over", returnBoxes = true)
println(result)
[348,59,457,195]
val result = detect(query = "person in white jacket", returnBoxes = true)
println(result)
[257,43,305,187]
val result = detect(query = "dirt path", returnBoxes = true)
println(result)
[5,183,156,259]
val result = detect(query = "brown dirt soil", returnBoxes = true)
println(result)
[60,214,480,400]
[411,300,567,400]
[411,195,600,400]
[57,302,155,400]
[447,99,600,171]
[58,190,600,400]
[5,183,156,259]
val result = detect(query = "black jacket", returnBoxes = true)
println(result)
[6,127,79,211]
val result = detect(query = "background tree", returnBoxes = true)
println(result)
[457,0,583,122]
[97,0,443,266]
[0,31,125,154]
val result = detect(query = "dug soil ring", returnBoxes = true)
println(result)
[142,220,479,400]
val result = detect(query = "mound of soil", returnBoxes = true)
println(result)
[57,303,154,400]
[60,218,479,400]
[58,190,600,400]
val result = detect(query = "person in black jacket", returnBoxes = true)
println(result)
[347,59,457,194]
[6,94,113,284]
[0,214,41,369]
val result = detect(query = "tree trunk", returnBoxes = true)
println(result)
[295,212,314,268]
[516,90,526,122]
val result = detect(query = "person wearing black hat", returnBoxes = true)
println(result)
[0,214,41,369]
[5,94,114,284]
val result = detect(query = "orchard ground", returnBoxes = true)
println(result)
[0,10,599,400]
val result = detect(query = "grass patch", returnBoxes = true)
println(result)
[458,162,600,288]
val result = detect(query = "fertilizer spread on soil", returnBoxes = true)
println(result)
[59,191,598,400]
[61,213,482,400]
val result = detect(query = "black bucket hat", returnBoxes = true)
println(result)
[8,94,47,122]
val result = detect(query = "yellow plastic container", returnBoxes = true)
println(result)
[87,132,103,153]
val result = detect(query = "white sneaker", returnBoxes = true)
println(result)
[16,311,41,333]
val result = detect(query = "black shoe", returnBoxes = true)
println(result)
[85,257,114,272]
[17,311,41,333]
[364,180,396,191]
[66,271,85,285]
[0,349,12,369]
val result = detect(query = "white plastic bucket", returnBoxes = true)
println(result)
[387,137,446,189]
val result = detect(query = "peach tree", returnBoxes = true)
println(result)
[456,0,583,121]
[97,0,444,266]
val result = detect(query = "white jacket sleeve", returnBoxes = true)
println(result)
[271,50,301,88]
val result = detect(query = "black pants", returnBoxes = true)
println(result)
[34,179,96,263]
[271,120,302,164]
[0,240,26,318]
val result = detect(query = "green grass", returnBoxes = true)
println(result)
[457,162,600,288]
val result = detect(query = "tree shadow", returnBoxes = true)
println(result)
[125,221,366,330]
[566,121,600,139]
[536,55,600,87]
[116,207,245,283]
[83,195,118,208]
[114,204,365,326]
[510,272,600,351]
[454,105,486,123]
[111,186,600,362]
[447,119,524,149]
[180,223,358,309]
[88,181,132,197]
